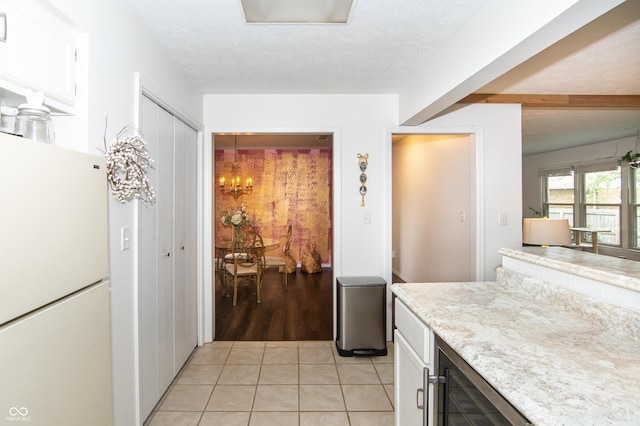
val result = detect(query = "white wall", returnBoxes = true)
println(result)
[44,1,203,425]
[203,94,398,338]
[419,104,523,280]
[204,94,397,276]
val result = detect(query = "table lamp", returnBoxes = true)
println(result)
[522,218,571,247]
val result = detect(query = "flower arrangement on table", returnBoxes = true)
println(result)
[221,204,251,227]
[221,204,252,243]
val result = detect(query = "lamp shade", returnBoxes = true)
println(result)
[522,218,571,246]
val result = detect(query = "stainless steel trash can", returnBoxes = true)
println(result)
[336,276,387,356]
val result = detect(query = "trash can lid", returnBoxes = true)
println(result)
[337,276,386,287]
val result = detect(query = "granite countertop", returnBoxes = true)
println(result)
[391,280,640,425]
[499,246,640,293]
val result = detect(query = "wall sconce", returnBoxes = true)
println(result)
[219,135,253,198]
[522,218,571,247]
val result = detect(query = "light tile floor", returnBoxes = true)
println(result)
[144,340,395,426]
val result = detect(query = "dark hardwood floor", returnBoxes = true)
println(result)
[214,267,333,341]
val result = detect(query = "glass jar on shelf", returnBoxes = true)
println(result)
[14,104,55,144]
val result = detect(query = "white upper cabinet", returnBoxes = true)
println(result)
[0,0,76,111]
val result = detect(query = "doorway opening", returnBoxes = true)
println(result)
[391,133,476,283]
[212,133,334,340]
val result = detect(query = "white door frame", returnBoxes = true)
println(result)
[201,126,341,343]
[387,126,485,284]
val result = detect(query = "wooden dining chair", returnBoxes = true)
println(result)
[264,224,292,289]
[223,225,265,305]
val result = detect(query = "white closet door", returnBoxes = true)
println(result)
[138,95,197,421]
[156,104,176,394]
[185,123,197,355]
[173,119,198,370]
[138,96,176,418]
[139,95,160,420]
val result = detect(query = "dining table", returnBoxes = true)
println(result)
[215,237,280,252]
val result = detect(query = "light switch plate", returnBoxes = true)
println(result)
[363,211,371,225]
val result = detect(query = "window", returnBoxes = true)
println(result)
[580,167,620,245]
[632,168,640,248]
[541,162,623,249]
[544,172,574,225]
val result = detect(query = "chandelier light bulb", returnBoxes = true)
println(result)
[219,135,253,198]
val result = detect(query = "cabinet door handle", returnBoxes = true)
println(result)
[163,252,171,257]
[0,13,6,43]
[418,368,447,426]
[416,367,429,425]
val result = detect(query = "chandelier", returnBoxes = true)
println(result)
[219,135,253,197]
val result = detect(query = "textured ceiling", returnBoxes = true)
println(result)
[124,0,491,94]
[125,0,640,155]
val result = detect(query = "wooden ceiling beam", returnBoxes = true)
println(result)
[457,94,640,108]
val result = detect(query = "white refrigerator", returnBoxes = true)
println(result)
[0,133,113,425]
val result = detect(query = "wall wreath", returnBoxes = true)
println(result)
[104,123,156,204]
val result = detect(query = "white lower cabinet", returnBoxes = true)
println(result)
[394,298,435,426]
